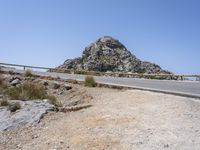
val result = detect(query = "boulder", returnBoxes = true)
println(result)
[10,78,20,86]
[52,82,60,89]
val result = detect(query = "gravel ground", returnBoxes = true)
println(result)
[1,86,200,150]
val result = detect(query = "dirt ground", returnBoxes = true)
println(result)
[1,84,200,150]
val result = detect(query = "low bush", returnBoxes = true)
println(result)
[9,102,21,112]
[6,82,47,100]
[0,99,10,106]
[0,74,8,94]
[74,70,88,75]
[24,70,33,77]
[84,76,97,87]
[63,70,72,74]
[6,81,61,106]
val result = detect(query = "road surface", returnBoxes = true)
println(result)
[3,68,200,99]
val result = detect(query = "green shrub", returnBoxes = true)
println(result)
[9,102,21,112]
[0,99,10,106]
[84,76,97,87]
[24,70,33,77]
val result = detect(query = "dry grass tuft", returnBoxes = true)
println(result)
[24,70,33,77]
[6,81,61,106]
[0,99,10,106]
[84,76,97,87]
[9,102,21,112]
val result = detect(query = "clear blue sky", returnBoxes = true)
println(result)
[0,0,200,74]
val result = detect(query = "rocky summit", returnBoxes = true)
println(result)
[57,36,170,74]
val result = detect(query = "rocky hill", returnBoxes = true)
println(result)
[57,36,170,74]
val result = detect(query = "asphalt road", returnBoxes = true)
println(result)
[4,68,200,99]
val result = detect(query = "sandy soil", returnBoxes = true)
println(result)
[1,85,200,150]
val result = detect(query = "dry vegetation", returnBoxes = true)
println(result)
[24,70,33,77]
[6,82,47,100]
[5,81,60,106]
[0,73,6,92]
[9,102,21,112]
[0,99,10,106]
[84,75,97,87]
[0,99,21,112]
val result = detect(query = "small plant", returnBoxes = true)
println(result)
[74,70,87,75]
[0,99,10,106]
[46,95,62,107]
[0,74,8,94]
[84,75,97,87]
[0,74,3,87]
[6,86,22,100]
[24,70,33,77]
[9,102,21,112]
[8,70,15,75]
[66,79,78,84]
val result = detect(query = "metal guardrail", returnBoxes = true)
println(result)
[0,63,52,71]
[0,62,199,81]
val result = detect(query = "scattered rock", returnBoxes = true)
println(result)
[0,100,55,131]
[10,78,20,86]
[64,84,72,90]
[58,91,64,95]
[52,82,60,89]
[9,76,22,82]
[24,77,36,81]
[31,135,39,139]
[164,144,169,148]
[40,80,49,86]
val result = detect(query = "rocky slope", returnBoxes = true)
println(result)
[57,36,170,74]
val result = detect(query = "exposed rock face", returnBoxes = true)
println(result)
[0,100,55,131]
[59,57,83,70]
[57,36,170,74]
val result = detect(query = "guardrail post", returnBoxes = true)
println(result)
[180,76,183,81]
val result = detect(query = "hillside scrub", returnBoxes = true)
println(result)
[0,99,10,106]
[0,74,8,94]
[6,81,59,106]
[6,82,46,100]
[84,76,97,87]
[24,70,33,77]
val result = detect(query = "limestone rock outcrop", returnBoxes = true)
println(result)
[57,36,170,74]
